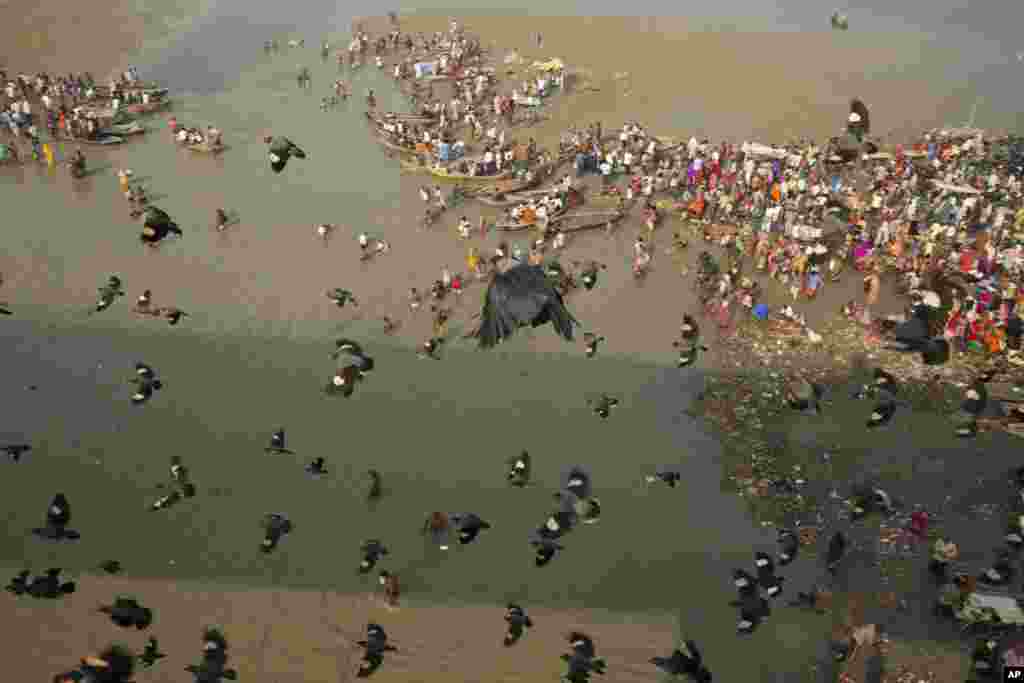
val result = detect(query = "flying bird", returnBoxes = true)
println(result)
[530,533,565,567]
[260,513,293,553]
[358,539,389,574]
[326,288,359,308]
[32,492,80,540]
[185,628,237,682]
[326,339,374,397]
[140,207,183,246]
[755,552,785,598]
[645,466,682,488]
[152,455,197,510]
[475,263,578,349]
[95,275,125,313]
[731,569,759,598]
[138,637,166,668]
[561,632,607,681]
[450,512,492,545]
[305,456,329,477]
[356,623,397,678]
[588,393,619,419]
[504,604,533,646]
[651,639,712,681]
[734,592,770,634]
[365,469,383,502]
[563,465,594,500]
[1,443,31,462]
[130,363,164,405]
[265,135,307,173]
[265,428,294,455]
[6,568,76,598]
[99,560,123,575]
[507,450,532,487]
[776,528,799,566]
[98,597,154,629]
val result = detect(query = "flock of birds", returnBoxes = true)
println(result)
[6,244,873,682]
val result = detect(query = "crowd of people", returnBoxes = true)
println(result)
[0,65,161,161]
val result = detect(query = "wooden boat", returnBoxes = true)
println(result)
[95,81,164,93]
[79,134,124,146]
[495,209,622,233]
[472,174,542,199]
[476,184,581,208]
[554,209,625,233]
[477,194,525,208]
[374,111,437,124]
[400,159,514,182]
[374,134,420,157]
[103,121,146,136]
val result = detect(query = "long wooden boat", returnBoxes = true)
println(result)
[373,133,421,158]
[78,134,125,146]
[476,183,583,208]
[471,174,542,199]
[374,111,437,124]
[495,209,622,233]
[364,111,433,128]
[103,121,146,137]
[477,194,524,207]
[555,209,625,233]
[95,81,164,93]
[399,159,515,182]
[83,99,169,120]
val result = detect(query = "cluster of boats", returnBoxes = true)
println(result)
[73,88,171,146]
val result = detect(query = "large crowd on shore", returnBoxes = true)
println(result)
[368,22,1024,365]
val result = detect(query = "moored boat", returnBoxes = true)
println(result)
[495,209,623,233]
[102,121,146,136]
[79,134,124,146]
[400,159,515,182]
